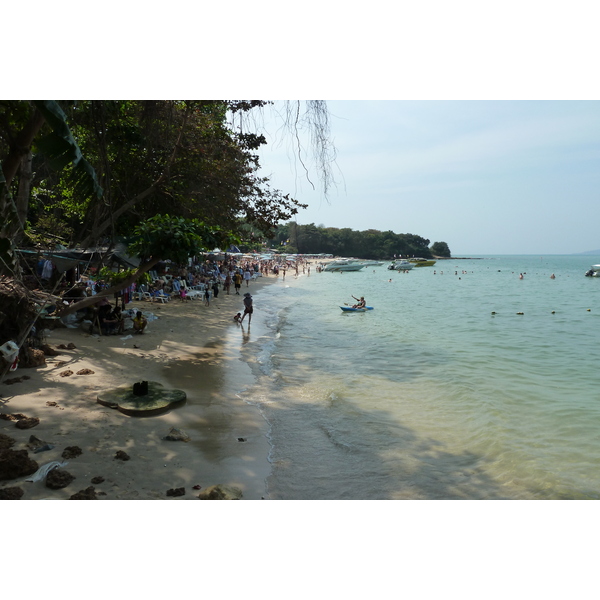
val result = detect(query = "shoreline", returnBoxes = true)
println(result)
[0,275,278,500]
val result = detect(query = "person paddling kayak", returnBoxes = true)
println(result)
[351,295,366,309]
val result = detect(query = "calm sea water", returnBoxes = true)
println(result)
[235,255,600,499]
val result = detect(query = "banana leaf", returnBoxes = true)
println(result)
[33,100,103,200]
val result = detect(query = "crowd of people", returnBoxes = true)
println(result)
[55,254,315,336]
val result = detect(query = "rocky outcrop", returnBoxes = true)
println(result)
[15,417,40,430]
[61,446,82,459]
[0,413,27,421]
[0,449,38,480]
[40,344,61,356]
[197,484,243,500]
[162,427,190,442]
[114,450,130,461]
[0,486,24,499]
[166,487,185,497]
[0,433,16,450]
[24,348,46,368]
[70,486,97,500]
[46,468,75,489]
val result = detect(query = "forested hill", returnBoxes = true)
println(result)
[270,222,450,259]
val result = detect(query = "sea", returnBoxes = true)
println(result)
[232,255,600,500]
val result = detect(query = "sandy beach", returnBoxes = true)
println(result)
[0,276,276,500]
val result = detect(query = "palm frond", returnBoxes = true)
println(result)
[33,101,103,200]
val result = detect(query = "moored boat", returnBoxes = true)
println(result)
[408,257,437,267]
[585,265,600,277]
[323,259,366,272]
[387,260,413,271]
[360,261,385,267]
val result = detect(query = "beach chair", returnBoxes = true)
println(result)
[153,290,170,303]
[133,284,151,301]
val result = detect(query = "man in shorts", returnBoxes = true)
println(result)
[234,272,242,295]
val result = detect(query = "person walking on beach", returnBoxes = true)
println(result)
[204,287,210,306]
[234,272,242,294]
[244,268,252,287]
[240,292,253,324]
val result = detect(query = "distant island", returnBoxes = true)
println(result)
[574,250,600,256]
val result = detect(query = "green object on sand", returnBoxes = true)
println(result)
[97,381,187,416]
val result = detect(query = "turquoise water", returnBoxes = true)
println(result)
[237,255,600,499]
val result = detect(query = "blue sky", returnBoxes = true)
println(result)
[13,5,599,256]
[255,101,600,256]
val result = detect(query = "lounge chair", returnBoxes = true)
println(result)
[153,290,170,303]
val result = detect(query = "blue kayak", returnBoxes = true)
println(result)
[340,306,374,312]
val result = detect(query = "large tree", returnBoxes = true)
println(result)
[59,214,224,316]
[1,99,344,283]
[28,101,307,250]
[0,100,102,276]
[430,241,451,257]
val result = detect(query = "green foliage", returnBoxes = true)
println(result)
[128,214,220,264]
[37,100,306,246]
[32,101,103,201]
[2,101,317,263]
[27,214,74,244]
[97,266,151,287]
[270,223,434,259]
[430,241,451,257]
[98,266,132,285]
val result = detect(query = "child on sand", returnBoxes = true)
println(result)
[132,311,148,334]
[234,312,241,323]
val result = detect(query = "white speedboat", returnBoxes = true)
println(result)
[323,259,366,272]
[387,260,413,271]
[585,265,600,277]
[360,261,385,267]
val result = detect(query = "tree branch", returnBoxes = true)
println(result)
[79,103,194,249]
[58,256,161,316]
[1,107,46,187]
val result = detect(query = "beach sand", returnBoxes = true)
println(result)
[0,276,275,500]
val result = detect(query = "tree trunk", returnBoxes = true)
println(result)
[1,109,46,187]
[78,104,193,249]
[11,151,33,244]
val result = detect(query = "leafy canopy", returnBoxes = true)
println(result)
[128,214,221,264]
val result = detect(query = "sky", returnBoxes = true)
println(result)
[12,6,599,257]
[254,101,600,256]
